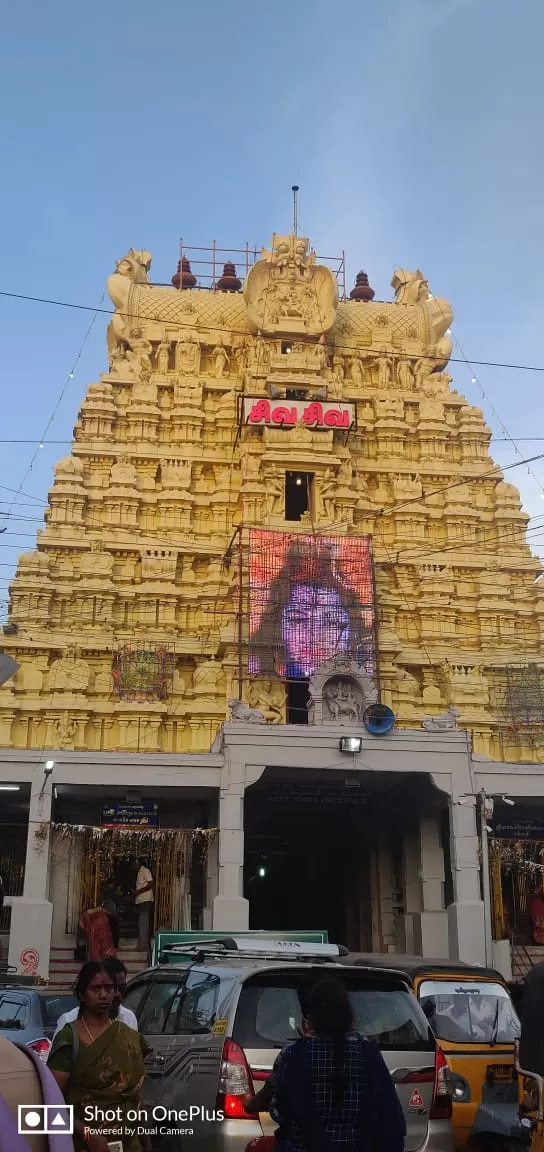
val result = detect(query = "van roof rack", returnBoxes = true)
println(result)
[160,937,347,962]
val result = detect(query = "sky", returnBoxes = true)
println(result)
[1,0,544,615]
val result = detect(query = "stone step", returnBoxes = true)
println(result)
[48,945,150,990]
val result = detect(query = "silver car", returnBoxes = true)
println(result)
[0,980,78,1059]
[124,940,453,1152]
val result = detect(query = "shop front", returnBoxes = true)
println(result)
[49,785,218,955]
[489,805,544,951]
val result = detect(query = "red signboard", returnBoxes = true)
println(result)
[243,397,354,430]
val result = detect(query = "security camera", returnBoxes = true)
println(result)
[501,795,515,807]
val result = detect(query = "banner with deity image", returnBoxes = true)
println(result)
[248,530,375,680]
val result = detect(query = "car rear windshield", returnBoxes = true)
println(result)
[233,972,434,1052]
[0,994,28,1029]
[419,979,520,1044]
[39,995,79,1028]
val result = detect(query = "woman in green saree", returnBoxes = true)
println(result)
[47,961,146,1152]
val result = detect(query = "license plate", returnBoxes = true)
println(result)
[487,1064,513,1082]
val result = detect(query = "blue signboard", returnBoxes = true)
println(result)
[101,802,159,829]
[493,815,544,840]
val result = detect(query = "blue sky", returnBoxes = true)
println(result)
[1,0,544,611]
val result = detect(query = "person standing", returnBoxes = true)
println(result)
[79,902,116,961]
[53,960,138,1039]
[267,977,405,1152]
[47,961,145,1152]
[134,858,154,953]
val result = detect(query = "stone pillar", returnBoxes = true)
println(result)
[417,816,449,956]
[203,832,219,931]
[8,776,53,979]
[447,798,486,965]
[212,770,249,930]
[402,814,449,957]
[23,775,52,900]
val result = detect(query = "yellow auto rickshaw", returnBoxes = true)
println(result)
[347,955,521,1152]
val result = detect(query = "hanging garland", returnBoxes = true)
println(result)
[490,838,544,875]
[52,823,217,844]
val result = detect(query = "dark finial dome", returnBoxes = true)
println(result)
[217,262,242,292]
[172,257,196,289]
[350,270,375,301]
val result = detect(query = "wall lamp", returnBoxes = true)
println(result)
[339,736,363,754]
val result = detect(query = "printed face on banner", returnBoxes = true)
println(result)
[248,531,375,679]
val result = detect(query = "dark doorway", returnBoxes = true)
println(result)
[244,772,373,950]
[285,472,313,522]
[287,678,309,724]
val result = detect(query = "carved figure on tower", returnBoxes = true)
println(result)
[396,359,414,390]
[106,249,152,357]
[391,268,453,361]
[244,233,338,335]
[125,328,153,379]
[175,330,200,376]
[155,335,171,374]
[212,338,229,379]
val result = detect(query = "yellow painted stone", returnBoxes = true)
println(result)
[1,238,542,759]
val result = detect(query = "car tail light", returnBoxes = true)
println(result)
[430,1047,452,1121]
[27,1038,51,1062]
[217,1038,254,1120]
[395,1047,452,1121]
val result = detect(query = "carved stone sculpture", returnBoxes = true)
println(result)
[391,269,430,306]
[108,345,130,378]
[264,472,284,516]
[174,377,202,408]
[422,706,460,731]
[56,715,77,749]
[212,338,229,379]
[54,456,84,481]
[228,698,265,723]
[155,336,171,374]
[308,657,377,725]
[106,249,152,356]
[110,457,137,487]
[46,646,89,692]
[244,233,338,335]
[376,353,394,390]
[193,657,224,693]
[175,331,200,375]
[319,471,337,521]
[349,358,365,388]
[396,360,414,390]
[249,679,284,723]
[125,328,153,378]
[323,678,361,723]
[375,396,404,421]
[391,269,453,357]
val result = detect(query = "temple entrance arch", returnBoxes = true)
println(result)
[243,767,449,953]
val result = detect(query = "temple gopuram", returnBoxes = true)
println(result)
[1,232,543,980]
[1,235,542,758]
